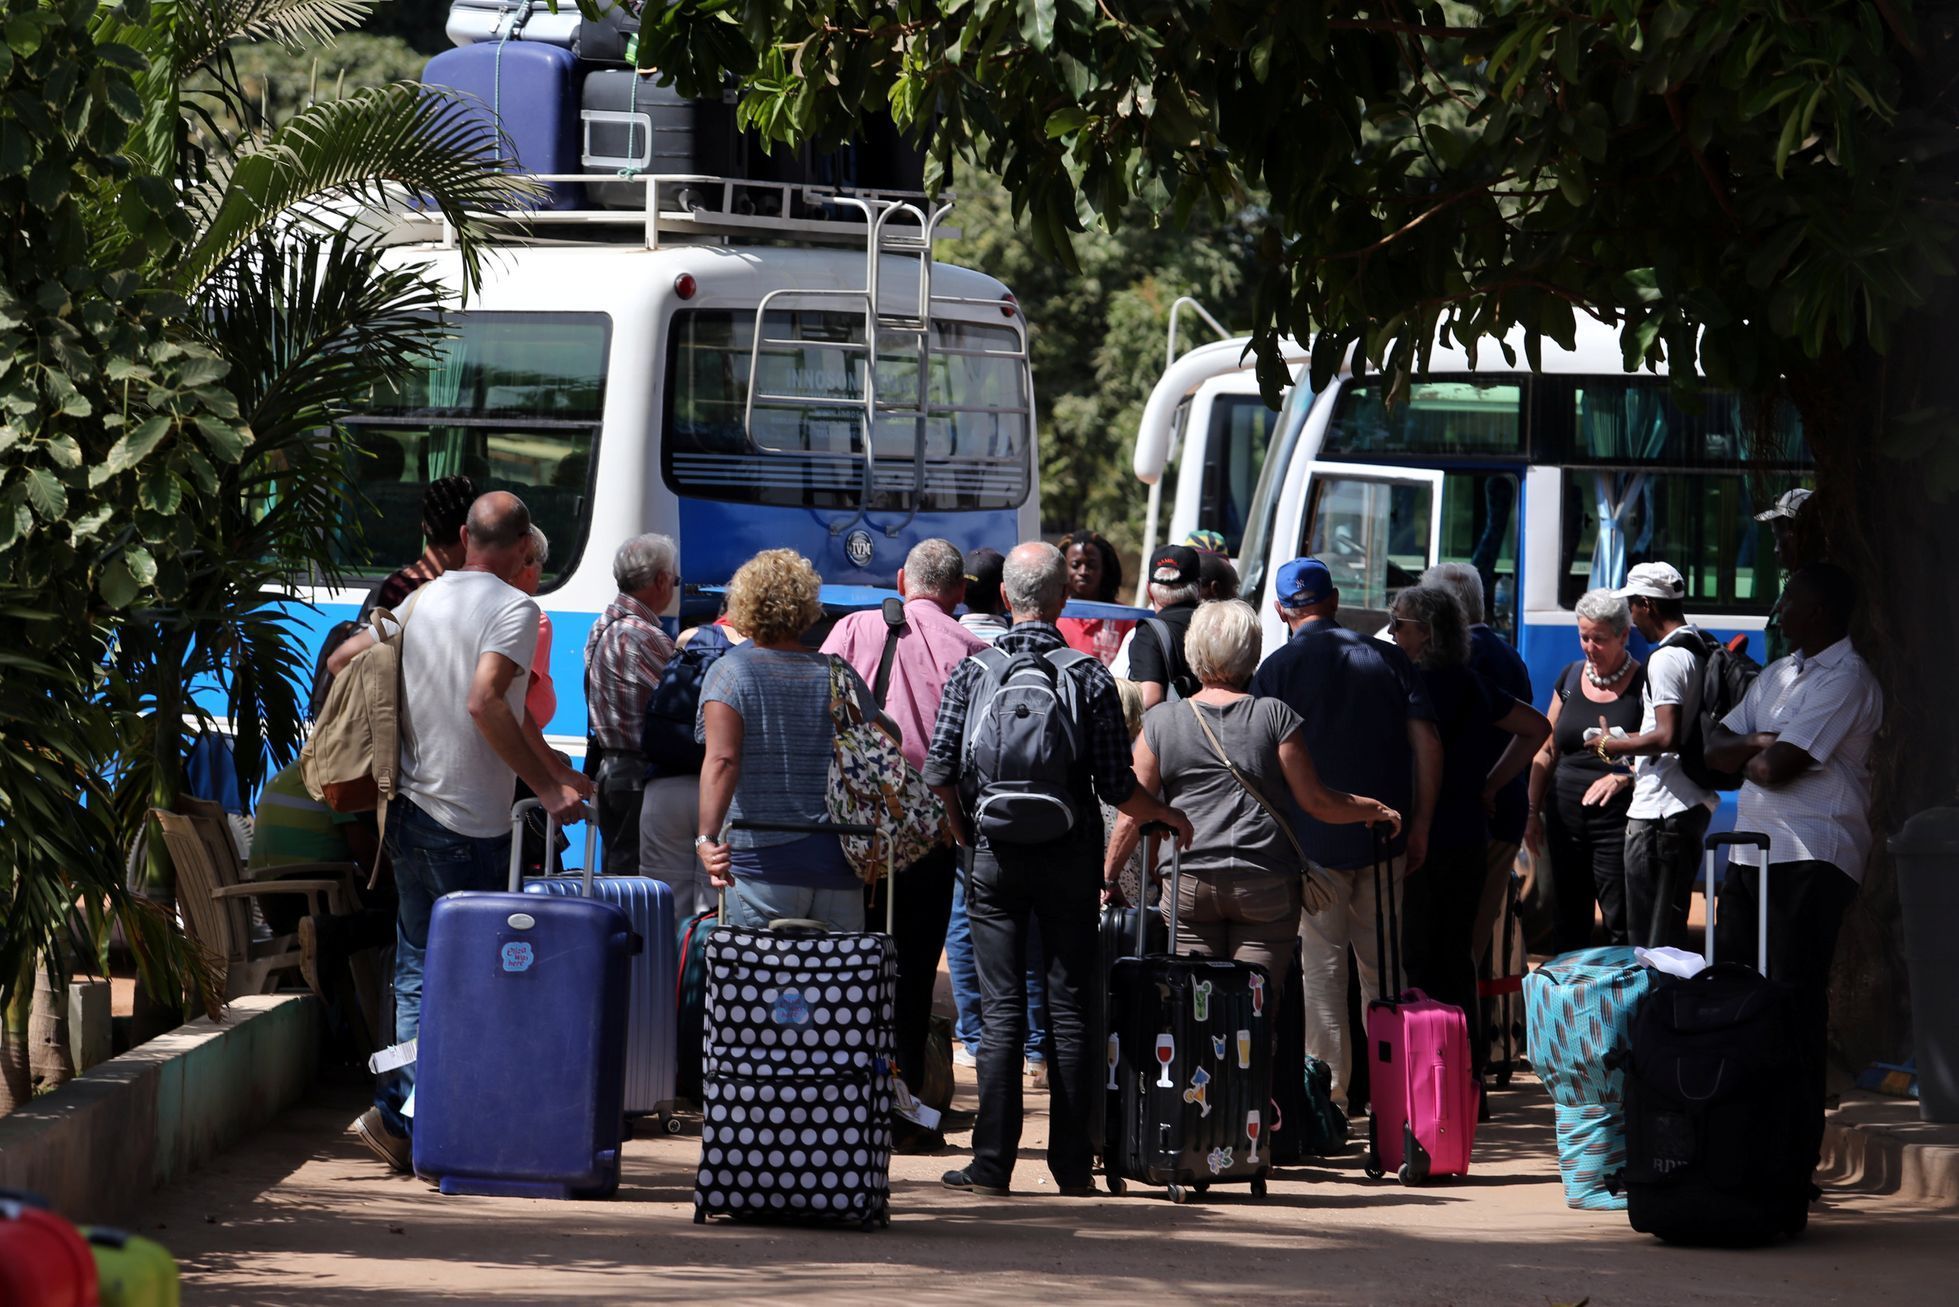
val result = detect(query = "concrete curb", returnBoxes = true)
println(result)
[0,994,319,1224]
[1818,1092,1959,1210]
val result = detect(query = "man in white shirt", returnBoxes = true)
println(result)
[349,491,591,1171]
[1599,561,1716,949]
[1707,562,1881,1003]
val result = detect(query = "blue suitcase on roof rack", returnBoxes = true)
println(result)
[411,802,637,1199]
[422,42,584,210]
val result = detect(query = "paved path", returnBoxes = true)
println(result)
[133,1069,1955,1305]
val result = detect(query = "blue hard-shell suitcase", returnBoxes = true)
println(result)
[411,801,637,1198]
[525,850,680,1129]
[422,42,584,209]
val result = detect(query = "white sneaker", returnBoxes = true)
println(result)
[953,1044,978,1068]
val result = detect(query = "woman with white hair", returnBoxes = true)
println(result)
[1105,600,1400,979]
[1525,588,1646,949]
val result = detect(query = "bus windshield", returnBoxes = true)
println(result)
[1236,380,1318,600]
[1163,391,1279,554]
[663,308,1033,513]
[340,311,610,590]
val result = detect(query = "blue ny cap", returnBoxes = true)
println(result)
[1276,557,1334,607]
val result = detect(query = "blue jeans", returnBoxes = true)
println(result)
[948,867,1049,1062]
[375,797,512,1136]
[726,876,866,932]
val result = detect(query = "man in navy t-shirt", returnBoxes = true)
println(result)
[1249,557,1441,1113]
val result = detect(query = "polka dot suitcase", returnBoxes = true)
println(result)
[693,821,897,1229]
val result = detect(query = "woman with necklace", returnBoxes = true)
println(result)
[1525,589,1647,949]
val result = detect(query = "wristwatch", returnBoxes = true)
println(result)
[694,833,714,849]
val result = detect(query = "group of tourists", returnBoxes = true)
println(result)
[275,476,1875,1201]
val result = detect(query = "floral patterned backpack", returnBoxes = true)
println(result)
[824,655,947,882]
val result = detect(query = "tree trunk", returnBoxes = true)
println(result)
[1788,289,1959,1080]
[28,963,75,1090]
[0,953,34,1113]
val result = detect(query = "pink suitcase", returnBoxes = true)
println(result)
[1363,832,1479,1183]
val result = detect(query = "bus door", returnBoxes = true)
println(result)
[1296,463,1445,636]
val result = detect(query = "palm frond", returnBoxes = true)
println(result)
[175,0,378,80]
[177,83,544,294]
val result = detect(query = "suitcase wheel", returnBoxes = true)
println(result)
[1251,1174,1269,1198]
[1167,1183,1191,1204]
[1364,1161,1385,1181]
[1396,1162,1413,1185]
[692,1209,705,1225]
[1192,1181,1210,1194]
[1104,1172,1127,1196]
[662,1113,683,1136]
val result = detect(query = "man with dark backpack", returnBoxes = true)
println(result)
[923,541,1193,1198]
[1599,562,1756,948]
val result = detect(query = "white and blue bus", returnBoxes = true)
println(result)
[1235,322,1810,699]
[287,183,1040,760]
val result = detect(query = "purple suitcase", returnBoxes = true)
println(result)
[410,801,636,1198]
[422,42,584,209]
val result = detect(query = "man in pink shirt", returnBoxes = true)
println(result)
[823,538,983,1144]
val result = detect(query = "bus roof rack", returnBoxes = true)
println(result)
[384,174,962,251]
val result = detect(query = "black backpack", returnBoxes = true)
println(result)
[638,624,734,778]
[1138,616,1200,702]
[959,646,1091,844]
[1659,628,1760,792]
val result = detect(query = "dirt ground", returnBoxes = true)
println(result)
[133,1063,1955,1306]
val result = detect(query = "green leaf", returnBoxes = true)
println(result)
[1045,107,1089,138]
[194,415,250,463]
[1019,0,1057,52]
[46,434,81,468]
[98,552,143,608]
[93,414,170,485]
[23,467,66,519]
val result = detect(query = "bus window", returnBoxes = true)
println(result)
[1197,394,1278,553]
[1438,472,1520,639]
[1558,471,1798,610]
[1303,475,1435,631]
[341,311,610,590]
[1553,380,1807,608]
[664,309,1032,512]
[1324,378,1525,458]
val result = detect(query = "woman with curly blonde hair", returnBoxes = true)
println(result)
[693,550,891,930]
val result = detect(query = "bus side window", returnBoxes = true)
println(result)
[1560,469,1784,611]
[1437,472,1520,639]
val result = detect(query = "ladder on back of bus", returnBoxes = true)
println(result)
[741,195,1031,539]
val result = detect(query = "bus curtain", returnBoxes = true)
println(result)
[1581,387,1669,591]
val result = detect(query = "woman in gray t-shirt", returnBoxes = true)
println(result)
[1105,601,1400,980]
[693,550,887,931]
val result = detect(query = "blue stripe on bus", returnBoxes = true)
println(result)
[675,498,1024,589]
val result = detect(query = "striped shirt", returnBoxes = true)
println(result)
[1723,637,1883,880]
[583,594,675,754]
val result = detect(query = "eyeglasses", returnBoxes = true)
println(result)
[1390,615,1428,631]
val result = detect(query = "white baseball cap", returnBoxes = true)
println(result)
[1614,561,1687,602]
[1753,488,1813,522]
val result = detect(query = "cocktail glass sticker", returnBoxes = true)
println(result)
[1205,1145,1234,1176]
[1246,1109,1262,1164]
[1106,1032,1121,1090]
[1248,972,1265,1017]
[1184,1065,1212,1117]
[1210,1033,1227,1060]
[1154,1033,1176,1087]
[1236,1028,1252,1070]
[1192,979,1213,1022]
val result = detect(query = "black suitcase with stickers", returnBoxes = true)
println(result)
[692,820,897,1229]
[1103,828,1274,1201]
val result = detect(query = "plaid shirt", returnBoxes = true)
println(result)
[583,594,675,754]
[922,621,1138,809]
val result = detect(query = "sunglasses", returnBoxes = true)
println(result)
[1390,615,1428,631]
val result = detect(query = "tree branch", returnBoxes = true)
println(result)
[1664,89,1742,230]
[1321,177,1513,262]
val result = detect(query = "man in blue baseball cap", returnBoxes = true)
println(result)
[1250,558,1441,1119]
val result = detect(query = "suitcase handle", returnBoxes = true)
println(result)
[1702,831,1771,976]
[1371,822,1403,1002]
[1138,821,1177,955]
[509,798,600,898]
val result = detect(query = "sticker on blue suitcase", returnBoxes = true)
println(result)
[500,940,535,973]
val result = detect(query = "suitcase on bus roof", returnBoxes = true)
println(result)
[411,802,637,1198]
[1103,829,1275,1201]
[422,42,585,210]
[579,69,741,210]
